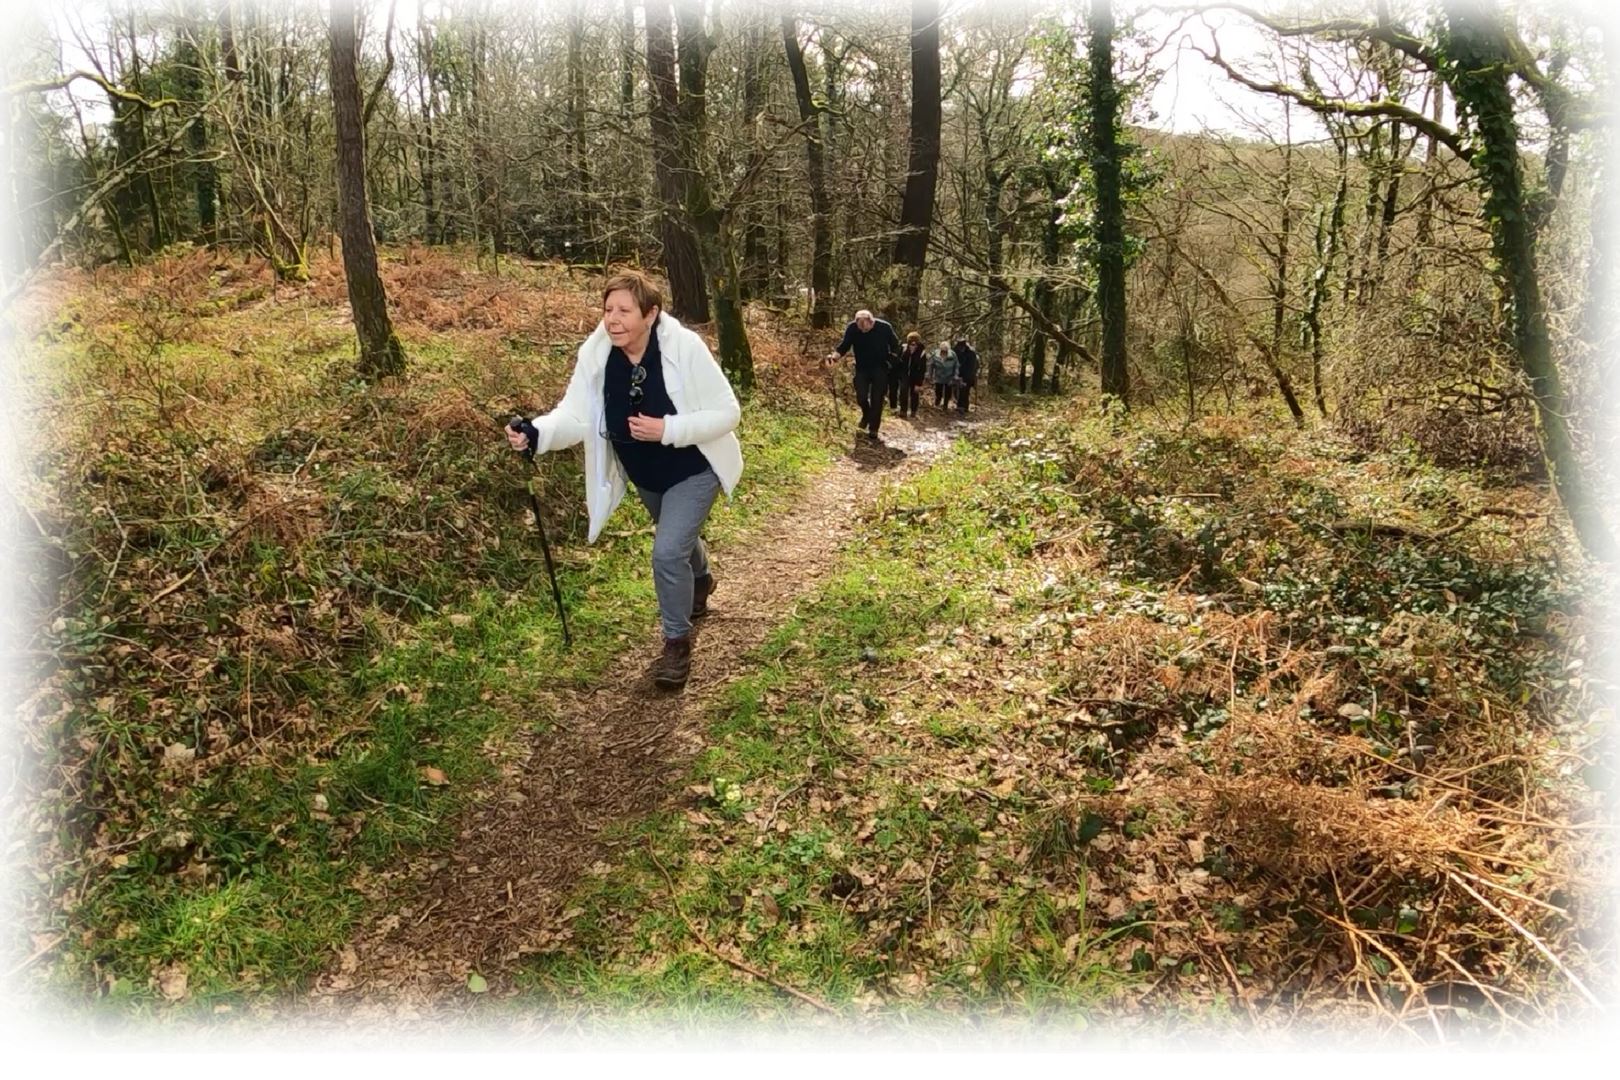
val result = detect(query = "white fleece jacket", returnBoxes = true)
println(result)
[524,313,744,542]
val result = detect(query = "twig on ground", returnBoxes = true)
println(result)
[1446,872,1602,1009]
[603,721,670,755]
[756,781,807,836]
[646,842,837,1014]
[1197,913,1259,1023]
[1435,946,1533,1033]
[135,497,318,614]
[1447,866,1570,917]
[4,934,65,979]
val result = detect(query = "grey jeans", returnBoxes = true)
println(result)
[635,467,721,640]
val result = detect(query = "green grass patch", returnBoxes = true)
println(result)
[18,262,838,1010]
[511,426,1134,1018]
[506,401,1599,1027]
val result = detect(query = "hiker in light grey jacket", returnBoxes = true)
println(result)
[928,342,957,409]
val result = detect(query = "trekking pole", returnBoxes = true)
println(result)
[823,356,843,428]
[507,417,573,649]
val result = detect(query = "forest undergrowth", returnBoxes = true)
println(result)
[4,247,1612,1044]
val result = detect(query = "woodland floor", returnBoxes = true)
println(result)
[7,247,1614,1046]
[307,409,992,1021]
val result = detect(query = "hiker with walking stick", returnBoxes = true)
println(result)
[506,269,744,690]
[824,308,900,442]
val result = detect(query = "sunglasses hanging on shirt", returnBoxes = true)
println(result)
[602,361,650,444]
[628,362,647,411]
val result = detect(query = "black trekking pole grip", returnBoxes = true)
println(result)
[507,417,573,649]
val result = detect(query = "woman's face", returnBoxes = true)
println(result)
[603,289,658,351]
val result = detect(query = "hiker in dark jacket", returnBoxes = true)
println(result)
[898,332,927,418]
[825,308,901,440]
[886,333,910,412]
[953,340,979,414]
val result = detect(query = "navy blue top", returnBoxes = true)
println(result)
[603,323,710,494]
[835,318,901,372]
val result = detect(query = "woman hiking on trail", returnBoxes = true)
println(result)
[928,341,957,410]
[506,269,743,691]
[899,332,928,419]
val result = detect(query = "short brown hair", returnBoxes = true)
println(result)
[601,268,664,316]
[906,331,921,344]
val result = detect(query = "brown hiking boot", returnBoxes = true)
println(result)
[692,573,715,619]
[653,635,693,690]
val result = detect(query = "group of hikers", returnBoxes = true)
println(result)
[825,308,979,442]
[506,271,981,691]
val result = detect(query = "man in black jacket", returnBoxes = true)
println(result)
[825,309,901,440]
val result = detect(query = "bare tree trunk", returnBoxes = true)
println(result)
[129,13,166,251]
[1089,0,1128,405]
[1303,135,1347,418]
[1532,46,1572,235]
[740,17,769,300]
[1022,163,1064,395]
[1369,123,1415,299]
[980,116,1009,386]
[473,11,503,263]
[567,1,590,253]
[888,0,940,329]
[782,14,832,328]
[821,35,852,307]
[1411,76,1443,280]
[329,0,405,379]
[674,0,754,389]
[416,22,440,245]
[1350,123,1383,303]
[1581,28,1619,350]
[1176,245,1304,427]
[645,1,708,322]
[1259,339,1306,425]
[1271,106,1292,376]
[620,0,637,119]
[1023,288,1045,393]
[181,1,216,244]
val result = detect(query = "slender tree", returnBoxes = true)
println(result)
[566,1,590,249]
[1088,0,1128,405]
[782,13,832,327]
[1437,0,1610,556]
[179,1,216,244]
[674,0,755,389]
[329,0,405,379]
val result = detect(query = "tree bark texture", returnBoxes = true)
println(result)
[782,15,833,328]
[645,2,709,322]
[329,0,405,379]
[889,0,941,329]
[1089,0,1129,405]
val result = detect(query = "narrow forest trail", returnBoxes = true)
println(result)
[299,403,999,1021]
